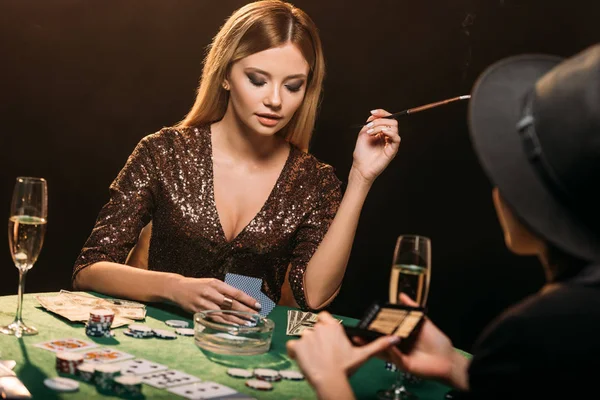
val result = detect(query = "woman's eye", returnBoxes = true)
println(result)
[285,83,303,93]
[248,75,266,87]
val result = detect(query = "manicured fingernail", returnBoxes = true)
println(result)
[389,336,401,344]
[370,109,378,115]
[245,321,254,327]
[366,122,374,128]
[367,128,374,134]
[255,302,262,310]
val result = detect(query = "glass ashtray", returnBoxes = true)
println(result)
[193,310,274,355]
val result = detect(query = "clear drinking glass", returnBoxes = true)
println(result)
[0,177,48,337]
[377,235,431,400]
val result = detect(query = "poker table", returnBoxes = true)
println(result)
[0,292,468,399]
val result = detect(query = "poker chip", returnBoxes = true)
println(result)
[89,308,115,324]
[128,324,153,333]
[253,368,281,382]
[123,328,154,339]
[113,374,143,397]
[245,379,273,391]
[227,368,254,378]
[86,308,115,338]
[153,329,177,340]
[165,319,189,328]
[55,352,84,375]
[76,363,96,382]
[44,377,80,392]
[94,364,121,391]
[279,370,305,381]
[174,328,195,336]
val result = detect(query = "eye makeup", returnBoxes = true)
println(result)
[344,302,425,352]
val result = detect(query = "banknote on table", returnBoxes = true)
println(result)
[286,309,342,336]
[36,290,146,328]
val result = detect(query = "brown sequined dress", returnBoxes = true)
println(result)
[73,125,342,310]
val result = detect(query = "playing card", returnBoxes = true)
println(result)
[224,273,275,317]
[76,347,135,364]
[167,381,237,399]
[255,291,275,317]
[225,273,262,290]
[117,358,168,375]
[33,338,98,353]
[141,369,201,389]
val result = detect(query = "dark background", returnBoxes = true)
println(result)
[1,0,598,353]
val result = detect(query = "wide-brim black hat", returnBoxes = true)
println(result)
[468,44,600,262]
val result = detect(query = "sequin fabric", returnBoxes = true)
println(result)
[73,125,342,310]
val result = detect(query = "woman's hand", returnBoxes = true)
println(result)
[168,276,261,315]
[286,312,399,388]
[383,294,470,391]
[351,109,401,184]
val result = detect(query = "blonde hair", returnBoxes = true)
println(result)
[176,0,325,151]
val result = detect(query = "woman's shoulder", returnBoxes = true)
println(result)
[288,147,342,196]
[139,125,209,149]
[292,147,340,181]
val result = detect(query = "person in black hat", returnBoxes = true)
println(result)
[286,42,600,399]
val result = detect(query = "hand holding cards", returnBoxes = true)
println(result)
[224,273,275,317]
[344,302,425,352]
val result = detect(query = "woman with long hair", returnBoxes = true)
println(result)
[73,0,400,314]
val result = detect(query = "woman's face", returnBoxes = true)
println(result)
[225,42,309,137]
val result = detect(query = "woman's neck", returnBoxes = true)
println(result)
[212,106,285,163]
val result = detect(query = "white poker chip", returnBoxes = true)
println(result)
[90,308,115,317]
[253,368,279,378]
[153,329,178,339]
[114,375,142,385]
[128,324,153,333]
[123,329,153,338]
[44,377,80,392]
[165,319,189,328]
[227,368,254,378]
[94,364,122,374]
[175,328,195,336]
[56,352,84,362]
[279,370,305,381]
[246,379,273,390]
[76,363,96,373]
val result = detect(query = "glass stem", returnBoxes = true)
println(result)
[394,369,404,388]
[15,269,27,323]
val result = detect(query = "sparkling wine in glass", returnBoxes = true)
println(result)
[377,235,431,400]
[0,177,48,337]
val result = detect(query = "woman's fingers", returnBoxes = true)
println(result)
[371,109,393,117]
[398,293,419,307]
[212,280,261,312]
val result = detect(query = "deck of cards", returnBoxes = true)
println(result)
[286,310,342,336]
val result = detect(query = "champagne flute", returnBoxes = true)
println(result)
[0,177,48,337]
[377,235,431,400]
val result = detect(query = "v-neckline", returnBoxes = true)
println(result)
[206,125,294,244]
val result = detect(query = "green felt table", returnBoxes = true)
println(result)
[0,292,466,399]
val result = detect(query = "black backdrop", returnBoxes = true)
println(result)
[1,0,598,353]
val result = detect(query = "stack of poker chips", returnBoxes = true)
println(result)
[86,308,115,338]
[55,352,84,375]
[123,324,155,338]
[76,363,96,383]
[113,375,143,397]
[94,364,121,392]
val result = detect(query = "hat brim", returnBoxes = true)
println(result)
[468,54,600,262]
